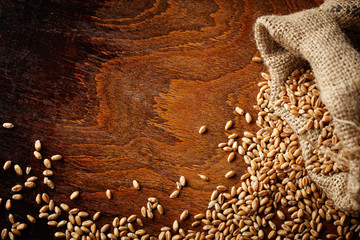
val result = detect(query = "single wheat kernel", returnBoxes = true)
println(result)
[93,212,101,221]
[5,199,11,210]
[199,126,207,134]
[105,189,112,199]
[216,185,227,191]
[35,194,41,204]
[3,123,14,129]
[261,72,270,80]
[245,113,252,123]
[43,169,54,176]
[227,152,235,162]
[70,191,80,200]
[252,56,262,62]
[42,193,50,203]
[51,155,62,161]
[170,190,180,199]
[3,161,11,170]
[35,140,41,151]
[133,180,141,190]
[179,176,186,187]
[180,210,189,221]
[235,107,245,116]
[14,164,23,175]
[148,197,158,203]
[27,215,36,223]
[11,185,22,192]
[225,120,233,130]
[198,174,209,181]
[225,170,235,178]
[128,215,137,222]
[43,159,52,168]
[157,205,164,215]
[54,232,66,238]
[33,151,42,159]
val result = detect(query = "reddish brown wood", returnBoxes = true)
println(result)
[0,0,341,239]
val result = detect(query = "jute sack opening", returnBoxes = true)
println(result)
[254,0,360,216]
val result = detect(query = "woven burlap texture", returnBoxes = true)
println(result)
[254,0,360,216]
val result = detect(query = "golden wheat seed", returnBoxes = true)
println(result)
[157,204,164,215]
[198,174,208,181]
[3,161,11,170]
[48,200,55,212]
[33,151,42,159]
[132,180,140,190]
[43,169,54,177]
[25,167,31,174]
[170,190,180,199]
[11,185,22,192]
[218,142,227,148]
[42,193,50,203]
[8,214,14,224]
[34,140,41,151]
[179,176,186,187]
[105,189,112,199]
[199,126,207,134]
[235,107,245,115]
[261,72,270,80]
[225,120,233,130]
[216,185,227,191]
[93,212,101,221]
[128,215,137,223]
[8,232,15,240]
[27,215,36,223]
[245,113,252,123]
[252,56,262,62]
[148,197,158,203]
[3,123,14,129]
[70,191,80,200]
[5,199,11,210]
[26,176,37,182]
[35,194,41,204]
[59,203,69,212]
[277,210,285,220]
[51,154,62,161]
[180,210,189,221]
[12,194,23,200]
[1,229,8,240]
[16,223,27,231]
[39,205,49,213]
[47,180,55,189]
[227,152,235,162]
[54,232,66,238]
[140,206,147,218]
[48,221,57,227]
[68,208,79,215]
[14,164,23,175]
[43,158,51,169]
[228,133,238,139]
[225,170,235,178]
[173,220,179,232]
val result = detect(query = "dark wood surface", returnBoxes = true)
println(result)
[0,0,324,239]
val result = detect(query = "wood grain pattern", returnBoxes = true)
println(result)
[0,0,328,239]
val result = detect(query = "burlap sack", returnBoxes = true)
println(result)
[254,0,360,216]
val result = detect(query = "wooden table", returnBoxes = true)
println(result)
[0,0,323,239]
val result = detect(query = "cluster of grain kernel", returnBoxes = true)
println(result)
[274,69,349,176]
[2,66,360,240]
[0,132,152,240]
[182,69,359,240]
[0,134,64,240]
